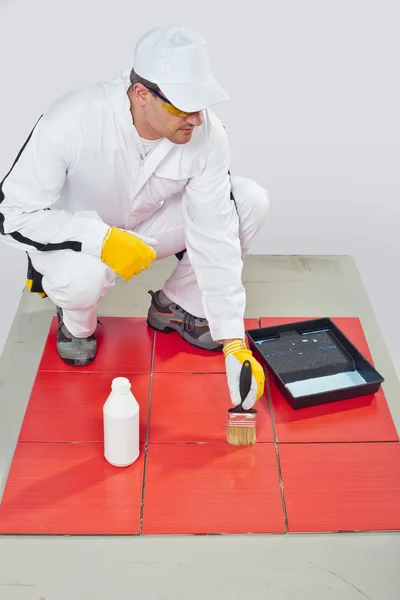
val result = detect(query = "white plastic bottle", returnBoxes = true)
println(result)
[103,377,140,467]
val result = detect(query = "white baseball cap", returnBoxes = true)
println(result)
[133,26,230,112]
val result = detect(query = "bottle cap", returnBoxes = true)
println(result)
[111,377,131,393]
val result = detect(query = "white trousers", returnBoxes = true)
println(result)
[29,176,269,338]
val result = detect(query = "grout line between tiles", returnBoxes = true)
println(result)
[16,439,400,446]
[266,372,289,533]
[139,330,156,534]
[37,369,152,374]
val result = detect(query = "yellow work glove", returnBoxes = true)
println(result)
[101,227,157,280]
[223,339,265,409]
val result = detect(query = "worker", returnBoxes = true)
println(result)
[0,26,268,410]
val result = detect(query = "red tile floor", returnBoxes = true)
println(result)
[0,316,399,535]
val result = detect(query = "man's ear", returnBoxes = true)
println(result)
[133,83,150,107]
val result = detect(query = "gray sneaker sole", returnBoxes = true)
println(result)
[57,349,97,366]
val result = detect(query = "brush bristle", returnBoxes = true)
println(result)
[226,425,257,446]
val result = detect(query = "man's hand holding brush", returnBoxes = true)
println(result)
[223,339,265,408]
[223,339,265,445]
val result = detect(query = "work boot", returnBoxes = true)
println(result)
[147,290,222,352]
[56,307,97,366]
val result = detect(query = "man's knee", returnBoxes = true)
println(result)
[43,255,115,310]
[231,175,270,229]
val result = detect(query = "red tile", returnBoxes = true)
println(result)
[153,318,259,373]
[259,317,374,368]
[0,443,145,534]
[142,443,285,534]
[279,442,400,532]
[38,317,154,373]
[245,319,260,333]
[268,374,398,443]
[148,373,273,443]
[19,372,150,443]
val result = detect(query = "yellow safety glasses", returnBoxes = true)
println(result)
[144,84,197,118]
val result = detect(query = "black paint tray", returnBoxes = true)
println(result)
[246,318,384,409]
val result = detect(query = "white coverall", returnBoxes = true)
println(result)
[0,71,269,341]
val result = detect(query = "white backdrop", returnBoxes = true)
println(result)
[0,0,399,376]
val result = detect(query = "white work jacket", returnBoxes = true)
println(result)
[0,71,245,341]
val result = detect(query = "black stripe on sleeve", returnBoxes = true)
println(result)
[228,169,238,213]
[0,115,82,252]
[0,116,43,205]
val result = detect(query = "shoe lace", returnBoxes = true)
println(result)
[178,307,206,333]
[182,311,195,333]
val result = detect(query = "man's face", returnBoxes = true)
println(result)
[132,84,203,144]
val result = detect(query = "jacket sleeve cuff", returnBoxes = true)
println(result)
[81,220,110,257]
[212,320,245,344]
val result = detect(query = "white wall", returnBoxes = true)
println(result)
[0,0,399,375]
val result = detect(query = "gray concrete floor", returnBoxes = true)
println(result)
[0,255,399,600]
